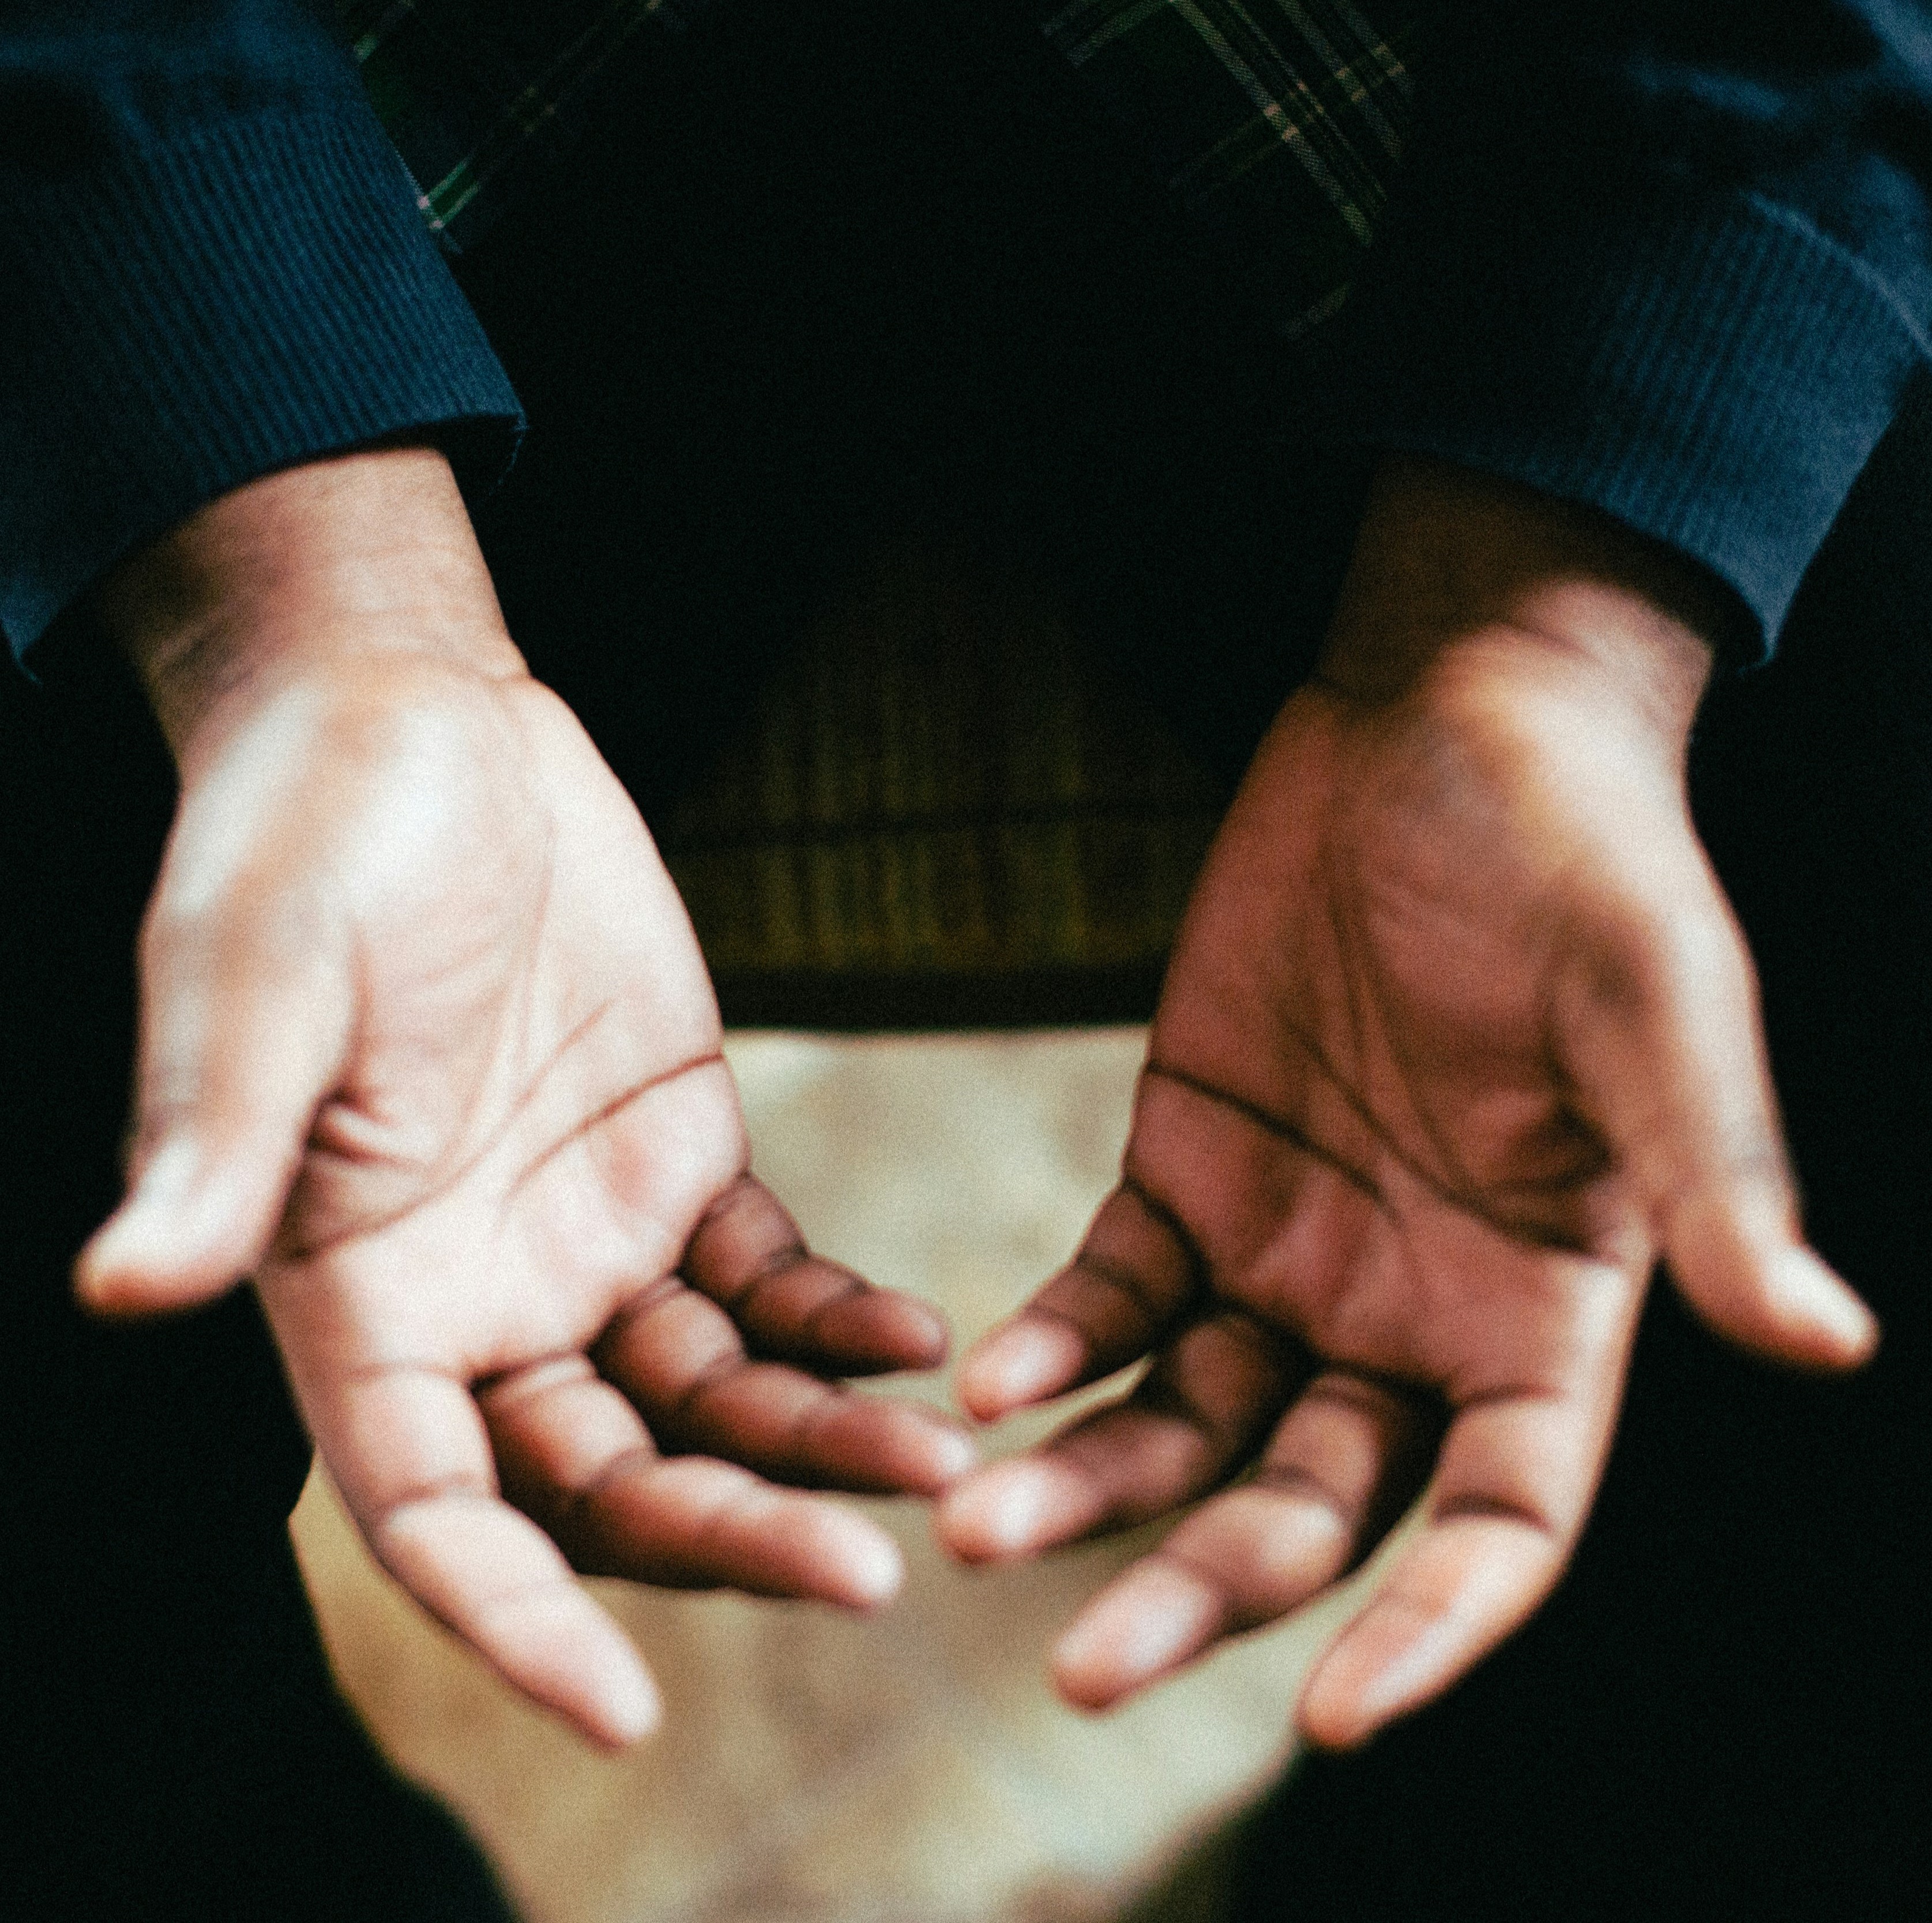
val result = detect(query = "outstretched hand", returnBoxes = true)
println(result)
[939,459,1876,1748]
[77,450,972,1747]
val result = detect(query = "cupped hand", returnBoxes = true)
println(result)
[938,459,1876,1749]
[77,450,972,1746]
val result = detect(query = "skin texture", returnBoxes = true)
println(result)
[937,458,1878,1749]
[72,443,1877,1762]
[75,447,975,1748]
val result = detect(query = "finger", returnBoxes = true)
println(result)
[956,1180,1203,1422]
[377,1495,661,1749]
[479,1357,904,1609]
[1051,1373,1433,1710]
[1559,893,1877,1368]
[682,1173,950,1374]
[1295,1381,1606,1750]
[595,1277,975,1494]
[938,1308,1298,1563]
[77,886,352,1315]
[308,1361,658,1749]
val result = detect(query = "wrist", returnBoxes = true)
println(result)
[93,446,525,766]
[1318,457,1731,753]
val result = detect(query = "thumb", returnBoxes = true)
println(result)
[77,887,352,1316]
[1560,885,1877,1371]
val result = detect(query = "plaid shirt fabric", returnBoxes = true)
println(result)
[1046,0,1422,334]
[336,1,716,250]
[343,0,1419,333]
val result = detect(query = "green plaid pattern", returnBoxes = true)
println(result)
[337,1,713,250]
[1044,0,1422,334]
[344,2,1418,331]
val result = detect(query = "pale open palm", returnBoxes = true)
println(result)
[940,469,1877,1748]
[78,456,970,1748]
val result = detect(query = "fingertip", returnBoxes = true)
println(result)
[475,1586,666,1749]
[1051,1564,1220,1712]
[75,1223,240,1319]
[73,1234,153,1316]
[1050,1602,1125,1711]
[935,1458,1090,1564]
[544,1613,663,1749]
[794,1397,978,1497]
[957,1319,1085,1423]
[74,1265,215,1321]
[581,1645,665,1750]
[75,1141,190,1303]
[1292,1647,1390,1753]
[1295,1605,1468,1753]
[1051,1655,1127,1716]
[1668,1189,1879,1372]
[1292,1683,1374,1754]
[924,1423,980,1490]
[936,1463,1038,1563]
[74,1138,264,1318]
[781,1497,906,1610]
[826,1515,905,1610]
[1764,1248,1880,1369]
[893,1296,952,1370]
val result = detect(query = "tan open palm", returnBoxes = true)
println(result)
[78,456,971,1748]
[940,474,1875,1748]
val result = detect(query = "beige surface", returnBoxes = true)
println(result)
[294,1031,1380,1923]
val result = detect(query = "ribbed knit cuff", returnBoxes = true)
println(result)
[0,104,524,660]
[1321,156,1928,660]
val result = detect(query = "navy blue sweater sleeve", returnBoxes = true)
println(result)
[1328,1,1932,654]
[0,2,523,661]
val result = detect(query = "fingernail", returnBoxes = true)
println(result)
[1055,1600,1180,1692]
[962,1322,1082,1417]
[945,1461,1060,1560]
[1055,1564,1223,1704]
[1305,1621,1460,1751]
[845,1530,905,1608]
[603,1665,664,1747]
[904,1300,952,1357]
[984,1463,1057,1552]
[585,1641,663,1746]
[930,1427,979,1484]
[1769,1249,1878,1358]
